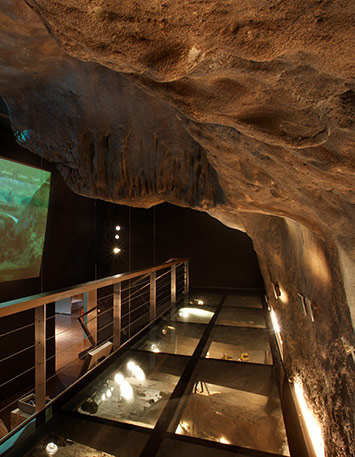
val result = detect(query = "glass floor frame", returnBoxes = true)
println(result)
[14,292,290,457]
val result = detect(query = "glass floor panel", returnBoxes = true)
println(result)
[132,321,205,356]
[173,305,215,324]
[69,351,188,429]
[216,307,266,328]
[157,438,253,457]
[205,326,272,364]
[223,295,263,308]
[171,360,289,456]
[26,415,150,457]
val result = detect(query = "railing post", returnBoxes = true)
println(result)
[150,271,156,322]
[35,305,46,411]
[184,260,190,294]
[86,289,97,344]
[171,265,176,304]
[113,283,121,350]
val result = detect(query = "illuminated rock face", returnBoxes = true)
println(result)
[1,1,354,455]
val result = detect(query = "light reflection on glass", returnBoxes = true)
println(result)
[178,307,214,319]
[127,361,146,381]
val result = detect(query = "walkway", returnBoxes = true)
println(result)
[16,291,290,457]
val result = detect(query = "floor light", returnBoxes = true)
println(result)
[293,380,325,457]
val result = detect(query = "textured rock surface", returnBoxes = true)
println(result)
[1,1,354,455]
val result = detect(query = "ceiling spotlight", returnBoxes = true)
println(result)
[113,247,121,254]
[115,234,120,239]
[115,225,121,231]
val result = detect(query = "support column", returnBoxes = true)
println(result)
[150,271,156,322]
[86,289,97,344]
[35,305,46,411]
[184,260,190,294]
[113,283,121,350]
[171,265,177,304]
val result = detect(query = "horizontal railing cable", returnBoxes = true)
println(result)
[121,300,150,319]
[155,269,171,281]
[96,320,114,334]
[97,307,114,318]
[0,321,35,339]
[0,258,189,451]
[0,386,35,415]
[0,343,36,364]
[121,313,148,333]
[0,365,34,390]
[120,277,150,294]
[97,292,114,303]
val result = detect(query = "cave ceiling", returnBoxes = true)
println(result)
[0,0,354,255]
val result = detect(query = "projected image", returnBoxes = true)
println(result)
[0,157,51,282]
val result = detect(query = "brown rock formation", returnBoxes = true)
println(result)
[0,1,354,455]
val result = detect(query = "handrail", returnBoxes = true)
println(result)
[0,258,189,318]
[0,257,189,445]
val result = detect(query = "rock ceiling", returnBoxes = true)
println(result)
[0,1,354,455]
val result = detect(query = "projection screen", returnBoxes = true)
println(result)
[0,157,51,282]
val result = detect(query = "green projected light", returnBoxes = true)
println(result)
[0,157,51,282]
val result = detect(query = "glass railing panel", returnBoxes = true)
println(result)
[68,351,188,429]
[24,415,150,457]
[170,359,289,455]
[132,321,205,356]
[223,295,263,309]
[216,308,266,328]
[205,326,272,364]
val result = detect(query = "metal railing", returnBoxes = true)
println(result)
[0,258,189,439]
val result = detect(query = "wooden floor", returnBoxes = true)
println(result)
[54,304,91,389]
[0,305,91,434]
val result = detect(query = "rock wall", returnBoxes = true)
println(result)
[0,1,354,455]
[242,214,354,456]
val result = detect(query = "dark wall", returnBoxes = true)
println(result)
[0,130,96,404]
[0,130,97,301]
[155,204,264,289]
[96,203,264,290]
